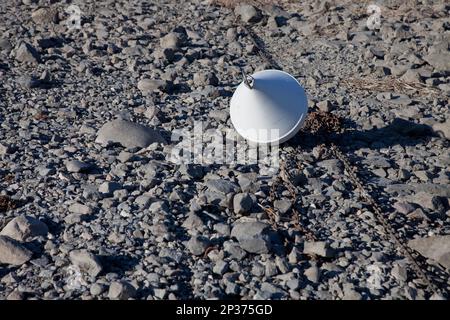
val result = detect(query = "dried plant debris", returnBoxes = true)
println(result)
[341,77,441,97]
[0,195,18,212]
[302,111,343,134]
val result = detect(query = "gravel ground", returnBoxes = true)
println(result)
[0,0,449,300]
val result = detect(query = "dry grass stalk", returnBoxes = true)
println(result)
[341,76,441,98]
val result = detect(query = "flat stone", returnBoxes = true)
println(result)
[0,235,33,265]
[231,221,277,254]
[68,203,93,215]
[206,179,240,194]
[69,250,103,277]
[96,119,165,148]
[0,216,48,241]
[65,160,92,173]
[31,7,59,25]
[303,241,335,258]
[137,78,171,95]
[424,52,450,73]
[408,235,450,270]
[98,181,122,195]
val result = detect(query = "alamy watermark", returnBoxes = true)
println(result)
[168,121,280,174]
[366,4,382,30]
[65,5,82,30]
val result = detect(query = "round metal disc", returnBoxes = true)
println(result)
[230,69,308,144]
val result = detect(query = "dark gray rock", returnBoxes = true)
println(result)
[231,220,277,254]
[233,193,254,214]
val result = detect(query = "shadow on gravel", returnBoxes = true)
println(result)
[334,118,437,151]
[289,117,436,151]
[99,254,140,276]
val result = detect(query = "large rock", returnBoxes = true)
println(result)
[0,216,48,241]
[303,241,335,258]
[69,250,103,277]
[137,78,171,95]
[231,221,277,254]
[0,235,33,265]
[424,52,450,73]
[408,235,450,270]
[15,42,40,64]
[160,32,186,50]
[234,4,262,23]
[31,7,59,25]
[95,119,165,148]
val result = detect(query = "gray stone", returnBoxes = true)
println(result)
[0,235,33,265]
[273,199,292,215]
[17,75,40,89]
[213,260,229,275]
[137,78,171,95]
[31,7,58,25]
[108,280,137,300]
[317,159,343,174]
[303,241,335,258]
[99,181,122,195]
[233,193,254,214]
[90,283,106,296]
[224,241,247,259]
[160,32,186,50]
[317,100,333,112]
[304,265,320,283]
[206,179,239,194]
[193,72,219,86]
[408,235,450,270]
[186,235,209,256]
[182,213,204,230]
[258,282,287,299]
[231,221,276,254]
[96,119,165,148]
[0,143,12,156]
[68,203,93,215]
[424,52,450,73]
[66,160,92,173]
[235,5,262,23]
[0,216,48,241]
[69,250,103,277]
[15,42,40,64]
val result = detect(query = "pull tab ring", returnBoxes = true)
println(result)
[240,68,254,89]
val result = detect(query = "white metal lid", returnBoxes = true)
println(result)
[230,69,308,144]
